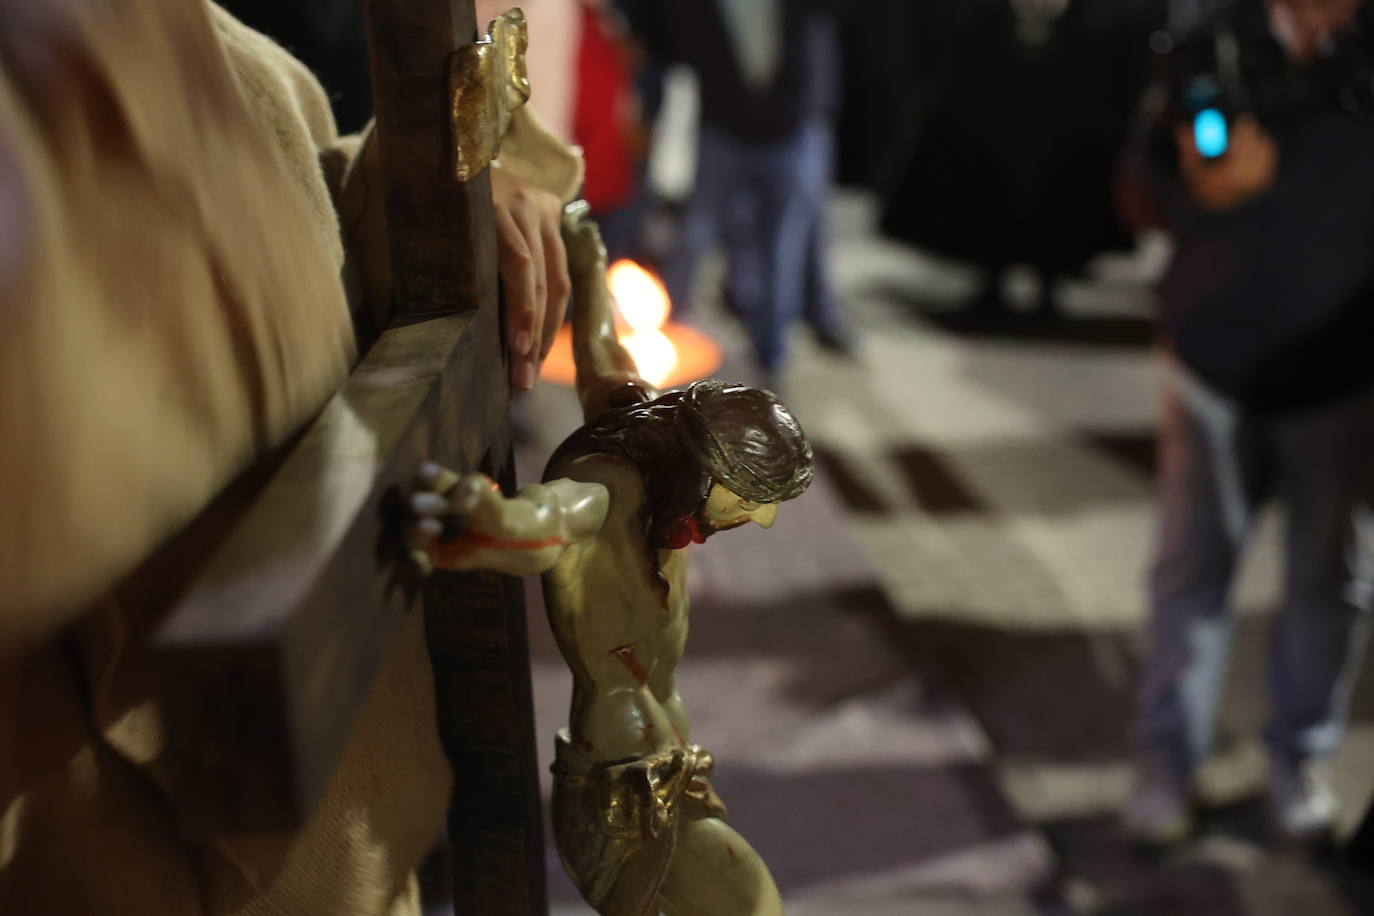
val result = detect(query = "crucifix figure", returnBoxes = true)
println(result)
[411,204,808,915]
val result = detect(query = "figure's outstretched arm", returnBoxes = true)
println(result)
[409,463,608,575]
[561,201,659,423]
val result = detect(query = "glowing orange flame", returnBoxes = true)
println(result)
[538,259,722,389]
[608,259,678,387]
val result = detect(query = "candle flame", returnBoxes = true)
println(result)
[607,259,678,387]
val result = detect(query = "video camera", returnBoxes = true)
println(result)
[1165,1,1374,158]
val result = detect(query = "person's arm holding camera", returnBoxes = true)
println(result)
[1174,113,1280,211]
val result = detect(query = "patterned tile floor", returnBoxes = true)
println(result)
[523,193,1374,914]
[792,195,1374,914]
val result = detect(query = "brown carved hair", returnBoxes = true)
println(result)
[544,381,813,552]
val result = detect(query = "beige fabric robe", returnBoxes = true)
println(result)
[0,2,580,913]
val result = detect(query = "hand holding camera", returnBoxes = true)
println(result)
[1174,114,1279,211]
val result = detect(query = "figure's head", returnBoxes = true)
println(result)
[547,380,813,551]
[650,381,812,547]
[1269,0,1367,60]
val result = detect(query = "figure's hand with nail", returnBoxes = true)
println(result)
[491,167,571,391]
[407,462,610,577]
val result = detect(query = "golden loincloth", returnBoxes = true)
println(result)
[550,729,728,916]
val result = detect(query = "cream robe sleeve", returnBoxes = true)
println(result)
[0,0,583,657]
[2,3,584,915]
[0,0,354,651]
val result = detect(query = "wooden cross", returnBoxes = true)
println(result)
[151,2,547,912]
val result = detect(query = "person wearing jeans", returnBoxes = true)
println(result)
[662,117,846,377]
[1131,358,1374,841]
[1120,0,1374,843]
[626,0,854,384]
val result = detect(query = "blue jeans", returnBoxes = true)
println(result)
[662,119,843,372]
[1137,358,1374,770]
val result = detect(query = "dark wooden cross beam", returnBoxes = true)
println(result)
[152,2,546,912]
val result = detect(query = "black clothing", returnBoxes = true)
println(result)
[1138,0,1374,412]
[833,0,924,186]
[877,0,1162,274]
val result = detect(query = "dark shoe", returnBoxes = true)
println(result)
[968,271,1011,315]
[1034,291,1064,321]
[811,322,858,358]
[757,368,784,398]
[720,284,743,319]
[1035,270,1064,319]
[1120,749,1195,847]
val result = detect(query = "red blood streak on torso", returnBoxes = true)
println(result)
[611,643,650,685]
[611,646,688,746]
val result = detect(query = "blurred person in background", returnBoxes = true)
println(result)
[571,0,646,262]
[878,0,1162,318]
[1118,0,1374,846]
[624,0,855,388]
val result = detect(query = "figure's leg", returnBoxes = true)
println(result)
[662,128,736,319]
[656,817,782,916]
[1034,263,1063,318]
[1264,390,1374,837]
[738,121,829,374]
[970,265,1010,313]
[721,187,763,321]
[1126,361,1269,841]
[796,123,849,345]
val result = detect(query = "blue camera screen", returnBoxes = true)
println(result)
[1194,108,1229,158]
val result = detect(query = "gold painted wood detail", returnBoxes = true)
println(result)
[450,9,531,182]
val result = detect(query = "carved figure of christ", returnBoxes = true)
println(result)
[410,205,809,916]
